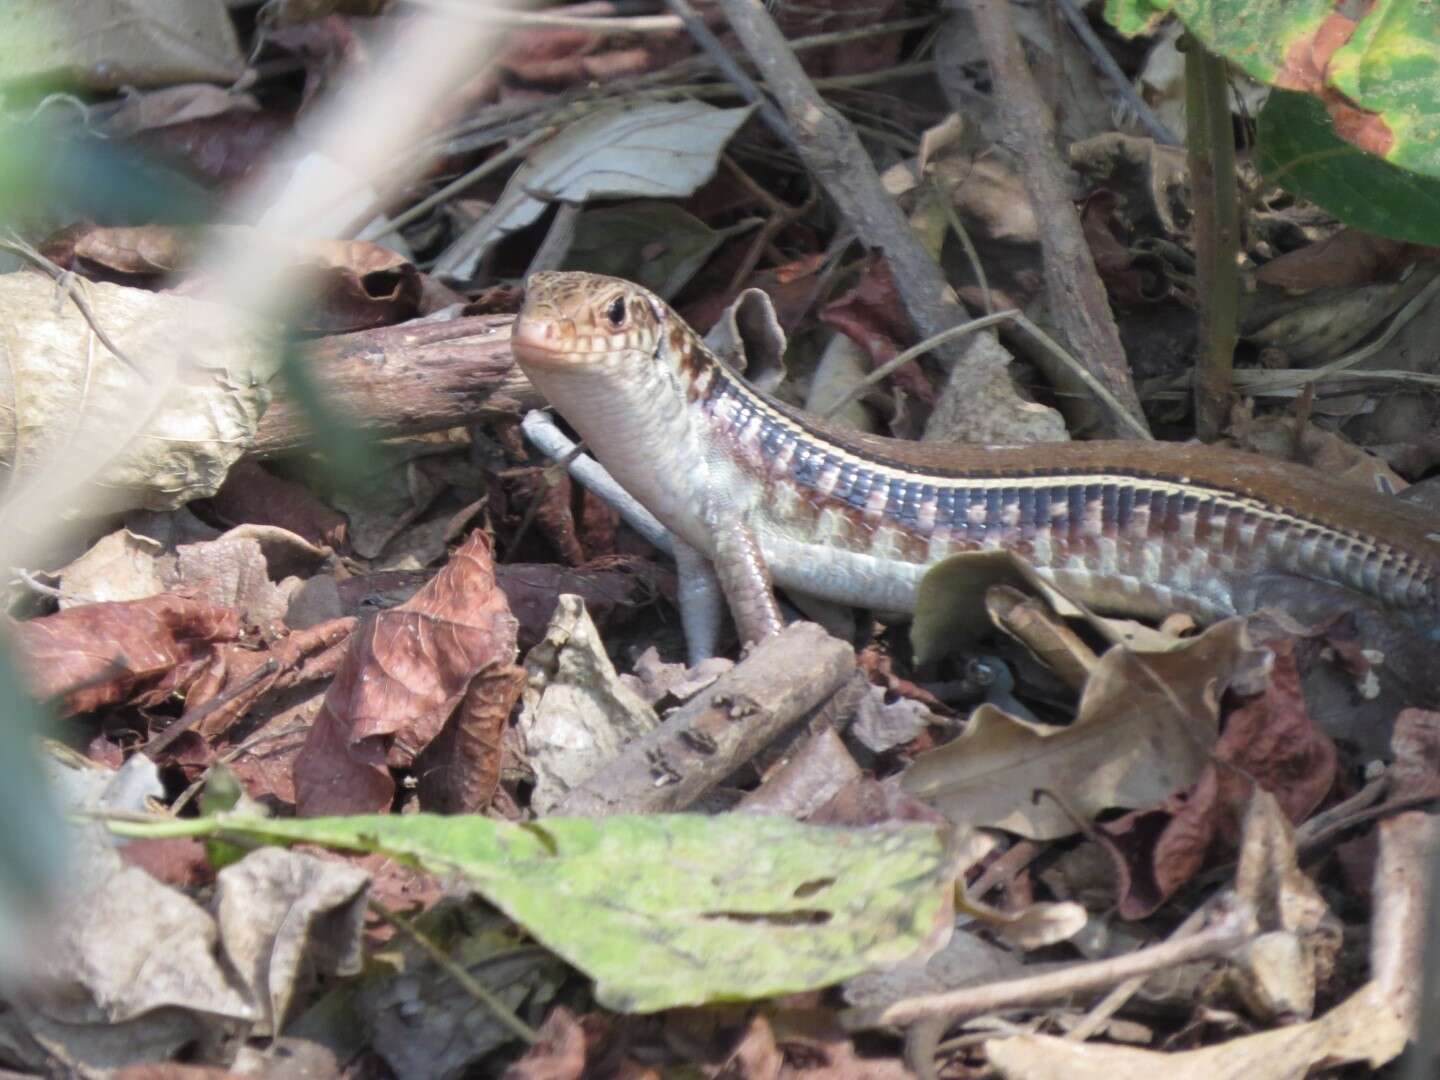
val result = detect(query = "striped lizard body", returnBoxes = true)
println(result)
[511,271,1440,656]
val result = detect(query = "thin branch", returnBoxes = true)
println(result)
[820,307,1153,440]
[1185,37,1239,440]
[1052,0,1180,147]
[369,123,557,241]
[665,0,791,140]
[369,899,541,1045]
[970,0,1148,438]
[1064,900,1213,1042]
[143,659,279,759]
[820,309,1023,420]
[844,895,1256,1028]
[404,0,683,32]
[707,0,984,373]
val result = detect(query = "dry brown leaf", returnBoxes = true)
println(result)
[903,619,1260,839]
[9,595,242,715]
[293,530,522,816]
[183,616,356,741]
[1105,641,1337,919]
[820,254,933,410]
[207,460,348,549]
[503,1006,589,1080]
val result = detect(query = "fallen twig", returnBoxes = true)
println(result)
[251,315,539,455]
[844,894,1256,1028]
[705,0,988,373]
[554,622,855,817]
[970,0,1148,438]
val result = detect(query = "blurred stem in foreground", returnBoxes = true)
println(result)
[1183,35,1239,442]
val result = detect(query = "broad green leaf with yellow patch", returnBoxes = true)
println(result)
[109,811,954,1013]
[1104,0,1440,177]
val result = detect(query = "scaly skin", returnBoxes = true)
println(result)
[511,271,1440,650]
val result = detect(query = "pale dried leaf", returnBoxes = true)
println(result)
[54,528,167,608]
[0,273,277,514]
[984,980,1406,1079]
[215,847,368,1035]
[903,620,1258,839]
[0,0,245,89]
[518,595,659,814]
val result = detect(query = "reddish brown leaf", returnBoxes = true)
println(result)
[293,531,522,816]
[820,255,934,408]
[8,595,242,715]
[414,661,522,814]
[578,487,620,560]
[504,1005,589,1080]
[129,109,293,188]
[288,240,424,334]
[1108,640,1338,918]
[119,837,214,889]
[183,616,357,741]
[208,460,349,549]
[1255,229,1427,291]
[497,13,695,89]
[1390,708,1440,801]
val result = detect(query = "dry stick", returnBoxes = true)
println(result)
[250,315,540,456]
[1185,38,1239,441]
[1063,899,1214,1042]
[821,307,1152,439]
[368,899,540,1045]
[1052,0,1180,147]
[844,895,1256,1028]
[369,124,557,241]
[970,0,1149,439]
[935,180,994,315]
[404,0,684,32]
[425,16,938,157]
[664,0,791,139]
[554,623,855,817]
[142,660,279,759]
[702,0,989,373]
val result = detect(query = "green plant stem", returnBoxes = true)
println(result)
[1184,39,1239,441]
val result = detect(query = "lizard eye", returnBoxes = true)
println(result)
[605,296,626,328]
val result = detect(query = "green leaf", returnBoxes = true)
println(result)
[109,811,953,1013]
[1102,0,1440,177]
[1258,90,1440,244]
[566,203,724,300]
[1327,0,1440,176]
[1103,0,1177,36]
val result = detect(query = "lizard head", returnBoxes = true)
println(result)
[512,271,683,375]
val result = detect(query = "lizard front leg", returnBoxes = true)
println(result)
[708,514,784,646]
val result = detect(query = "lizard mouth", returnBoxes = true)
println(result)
[510,318,574,370]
